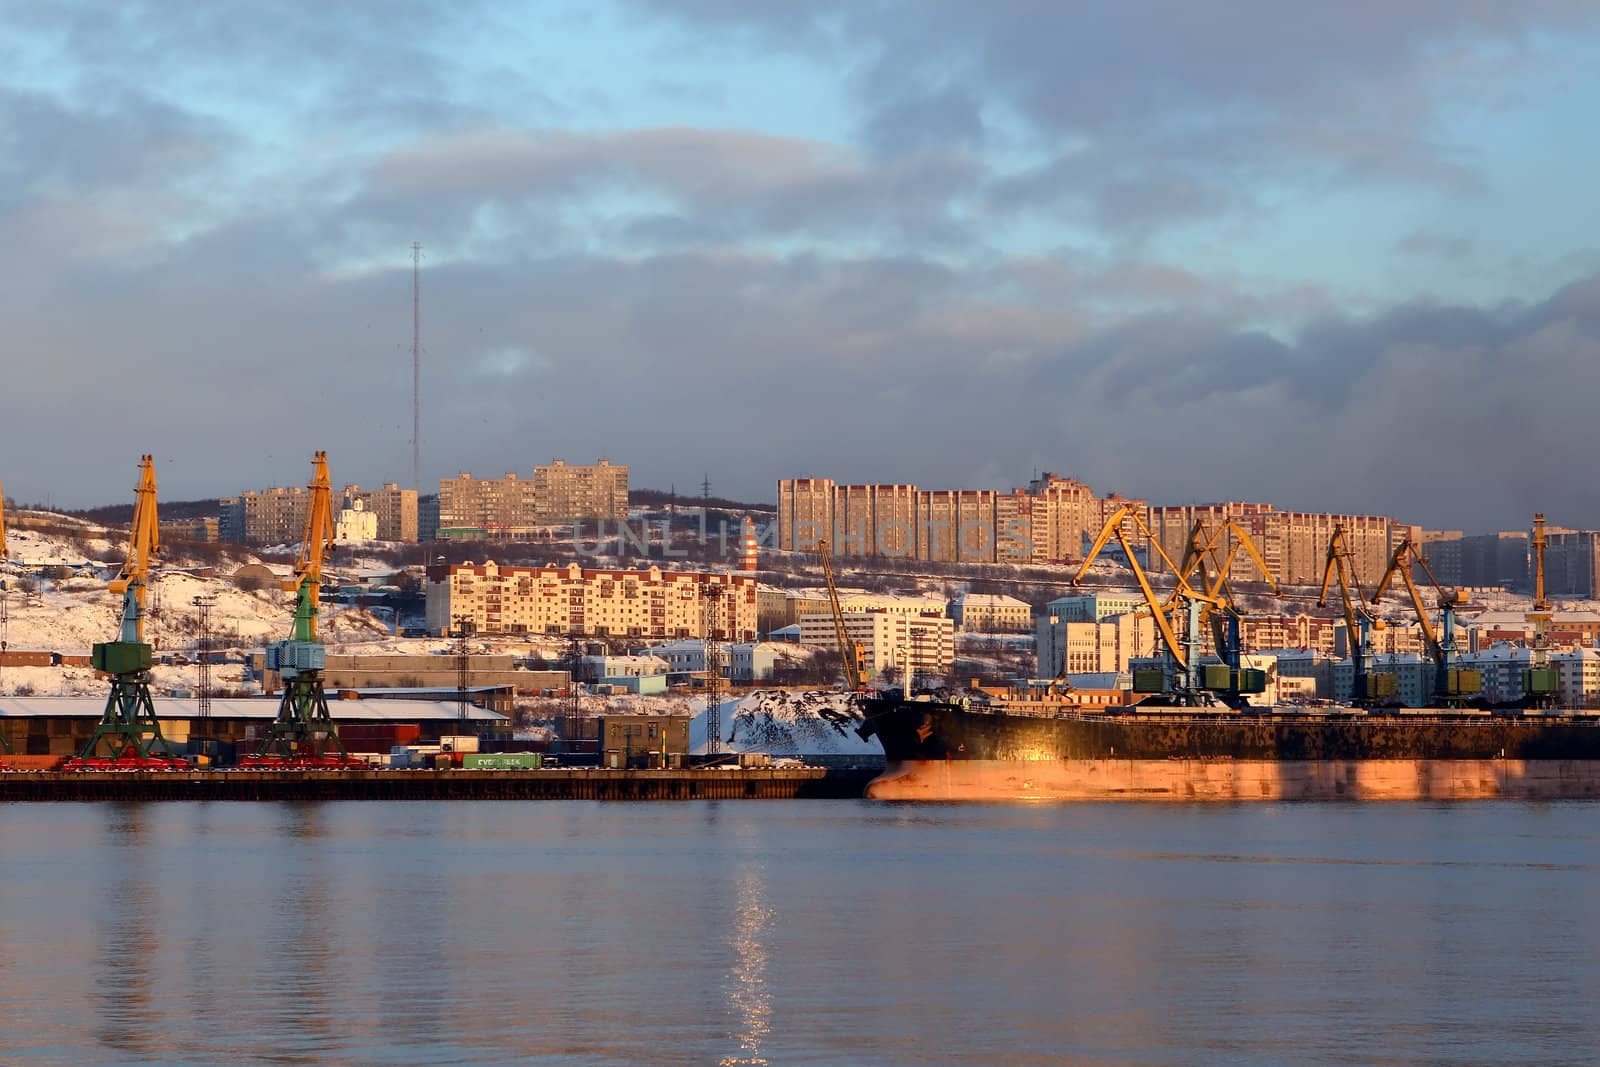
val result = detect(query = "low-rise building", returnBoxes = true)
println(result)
[425,561,758,641]
[1035,612,1157,677]
[1043,593,1144,623]
[596,714,690,767]
[797,610,955,677]
[948,593,1033,632]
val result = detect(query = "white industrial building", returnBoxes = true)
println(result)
[948,593,1033,632]
[798,611,955,676]
[1043,593,1145,623]
[1035,612,1157,677]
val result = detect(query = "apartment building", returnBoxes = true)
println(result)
[778,473,1151,565]
[160,517,219,542]
[437,472,539,533]
[1035,612,1158,677]
[1544,530,1600,598]
[425,561,757,641]
[778,472,1406,582]
[778,477,837,551]
[342,483,419,542]
[533,460,628,521]
[219,486,308,545]
[797,610,955,676]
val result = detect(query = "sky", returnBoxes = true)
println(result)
[3,1,1600,531]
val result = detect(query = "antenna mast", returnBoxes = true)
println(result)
[412,241,422,494]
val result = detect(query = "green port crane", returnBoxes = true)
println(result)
[72,456,182,766]
[249,452,355,764]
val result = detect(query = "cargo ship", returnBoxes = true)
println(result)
[855,690,1600,801]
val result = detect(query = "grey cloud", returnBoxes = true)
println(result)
[359,126,981,251]
[634,0,1597,229]
[1396,231,1475,260]
[1023,279,1600,528]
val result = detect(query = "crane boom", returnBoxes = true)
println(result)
[282,451,335,644]
[1372,538,1441,659]
[817,539,866,691]
[1317,526,1368,645]
[1,477,7,561]
[1073,505,1213,672]
[110,456,162,644]
[75,455,180,765]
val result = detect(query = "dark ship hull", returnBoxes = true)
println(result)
[856,695,1600,801]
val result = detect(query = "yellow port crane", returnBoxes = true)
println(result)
[1317,525,1389,703]
[1372,535,1478,706]
[1073,505,1221,704]
[74,456,181,764]
[0,477,7,562]
[250,451,354,763]
[1524,514,1556,707]
[817,539,868,692]
[1169,518,1282,680]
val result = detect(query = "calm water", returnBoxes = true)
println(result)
[2,800,1598,1066]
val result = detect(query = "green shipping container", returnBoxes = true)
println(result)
[1447,669,1483,695]
[1523,667,1560,694]
[91,641,152,676]
[462,753,543,770]
[1363,674,1399,699]
[1202,664,1233,690]
[1236,668,1268,694]
[1132,669,1167,694]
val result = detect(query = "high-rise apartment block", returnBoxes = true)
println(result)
[438,461,628,535]
[779,472,1398,580]
[222,481,418,545]
[341,483,419,542]
[533,460,628,522]
[219,486,308,546]
[778,473,1146,566]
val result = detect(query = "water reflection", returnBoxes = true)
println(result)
[721,870,773,1066]
[261,803,342,1063]
[721,816,773,1067]
[93,804,159,1058]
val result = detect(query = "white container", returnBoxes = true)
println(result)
[440,735,480,754]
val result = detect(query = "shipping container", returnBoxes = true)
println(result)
[1132,669,1166,694]
[0,755,67,771]
[439,734,480,754]
[462,753,543,770]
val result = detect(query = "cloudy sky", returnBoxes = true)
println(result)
[3,2,1600,530]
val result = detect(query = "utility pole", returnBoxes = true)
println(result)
[453,613,473,733]
[193,593,216,735]
[702,584,725,757]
